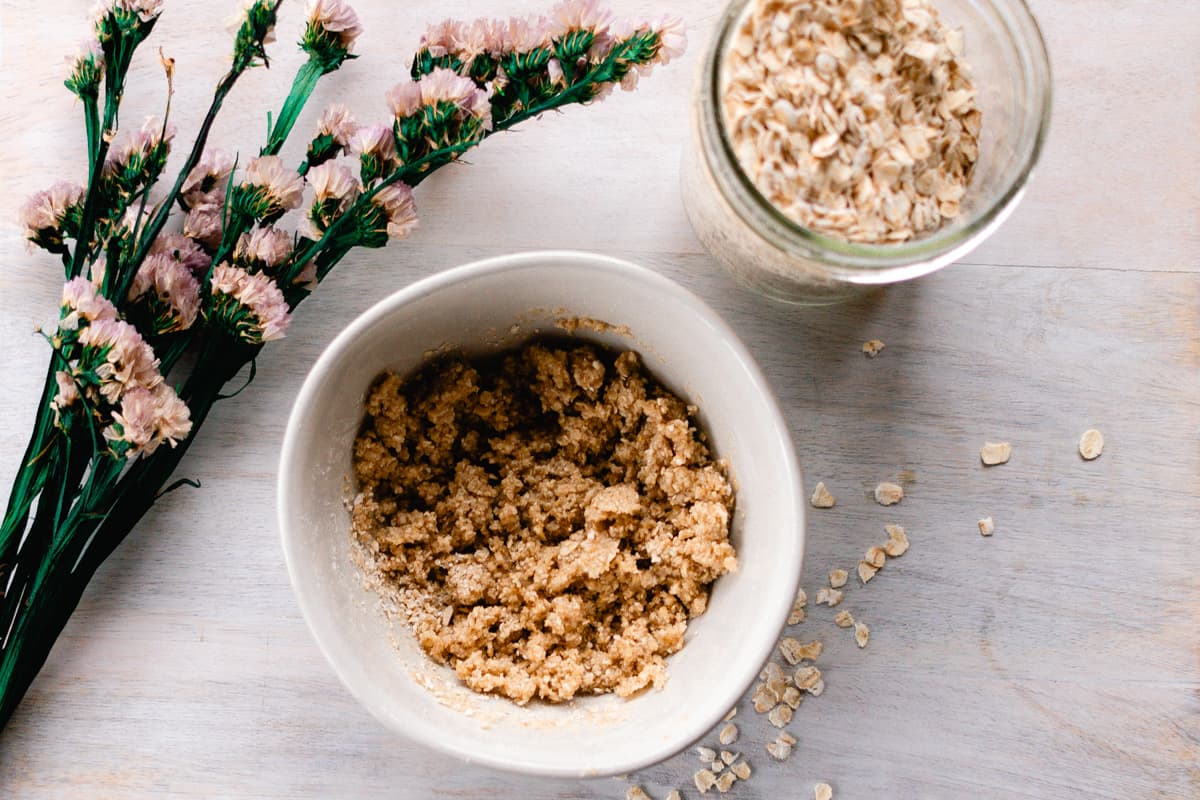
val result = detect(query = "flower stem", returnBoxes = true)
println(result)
[261,59,327,158]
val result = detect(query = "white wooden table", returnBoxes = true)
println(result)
[1,1,1197,797]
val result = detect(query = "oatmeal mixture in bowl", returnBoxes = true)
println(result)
[349,340,738,704]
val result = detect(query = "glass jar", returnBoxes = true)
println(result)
[682,0,1053,305]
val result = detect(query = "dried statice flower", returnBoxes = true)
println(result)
[371,183,419,241]
[127,252,202,333]
[421,18,467,58]
[235,155,306,223]
[60,275,119,332]
[183,203,224,250]
[180,148,236,209]
[349,123,399,184]
[50,370,81,426]
[149,232,211,274]
[304,161,361,237]
[104,117,174,192]
[102,383,192,459]
[20,181,85,253]
[551,0,613,38]
[208,264,292,343]
[389,67,493,161]
[233,225,293,272]
[307,103,359,167]
[65,36,104,98]
[303,0,363,69]
[77,318,163,403]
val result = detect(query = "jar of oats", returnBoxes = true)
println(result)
[682,0,1051,304]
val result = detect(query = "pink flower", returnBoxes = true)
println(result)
[51,370,81,424]
[79,318,163,403]
[210,264,292,343]
[306,0,363,51]
[60,275,119,331]
[420,18,466,58]
[233,225,294,270]
[308,161,360,204]
[104,386,158,453]
[225,0,277,43]
[292,260,319,292]
[419,68,493,130]
[651,16,687,65]
[128,252,202,332]
[372,183,419,240]
[349,123,398,163]
[547,58,565,86]
[66,36,104,75]
[317,103,358,148]
[551,0,612,36]
[183,203,224,250]
[386,80,424,119]
[243,155,306,213]
[104,117,175,177]
[20,181,85,246]
[181,148,235,209]
[499,15,552,53]
[96,0,164,24]
[103,383,191,458]
[149,232,211,273]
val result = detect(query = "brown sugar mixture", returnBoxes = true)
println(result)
[349,340,737,704]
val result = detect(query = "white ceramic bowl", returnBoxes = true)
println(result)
[278,251,804,777]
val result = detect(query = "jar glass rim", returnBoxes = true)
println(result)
[705,0,1053,269]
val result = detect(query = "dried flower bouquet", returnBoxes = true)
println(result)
[1,0,684,729]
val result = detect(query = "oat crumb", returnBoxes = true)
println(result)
[854,620,870,648]
[768,703,794,728]
[978,516,995,537]
[723,707,737,722]
[767,734,796,761]
[783,685,803,709]
[627,786,652,800]
[810,481,836,508]
[1079,428,1104,460]
[874,482,904,505]
[883,524,910,556]
[828,569,848,588]
[981,441,1012,466]
[864,546,887,568]
[815,587,844,607]
[697,746,717,763]
[862,339,886,357]
[715,771,737,793]
[719,722,739,745]
[721,750,738,766]
[694,768,718,793]
[815,783,834,800]
[793,665,822,691]
[732,761,752,780]
[857,560,879,584]
[834,610,855,628]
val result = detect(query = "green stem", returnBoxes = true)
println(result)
[261,59,326,157]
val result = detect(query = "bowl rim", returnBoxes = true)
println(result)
[278,249,805,777]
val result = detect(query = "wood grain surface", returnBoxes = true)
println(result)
[0,1,1197,798]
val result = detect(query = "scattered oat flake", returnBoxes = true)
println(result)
[695,768,718,793]
[808,677,826,696]
[810,481,836,508]
[815,783,834,800]
[874,482,904,505]
[719,722,739,745]
[978,516,994,537]
[981,441,1012,466]
[864,546,887,568]
[766,739,793,761]
[768,703,794,728]
[697,746,717,763]
[1079,428,1104,460]
[711,760,723,772]
[884,524,909,556]
[626,787,652,800]
[794,665,822,691]
[788,597,807,625]
[753,687,776,713]
[720,750,737,766]
[863,339,886,357]
[858,560,879,584]
[828,568,848,588]
[834,610,855,628]
[783,685,803,709]
[723,707,737,722]
[667,792,682,800]
[715,771,737,793]
[732,761,752,780]
[854,620,870,648]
